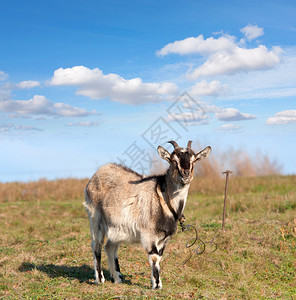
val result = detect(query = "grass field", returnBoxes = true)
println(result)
[0,175,295,299]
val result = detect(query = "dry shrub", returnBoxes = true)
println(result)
[148,143,282,179]
[195,148,282,178]
[148,152,169,176]
[147,145,282,195]
[147,145,282,196]
[188,148,283,195]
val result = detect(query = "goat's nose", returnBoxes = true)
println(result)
[183,170,190,177]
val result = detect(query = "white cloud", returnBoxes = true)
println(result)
[0,80,40,92]
[0,89,10,102]
[156,34,236,56]
[0,72,96,118]
[50,66,178,104]
[215,108,256,121]
[0,123,13,128]
[188,45,282,79]
[7,113,32,119]
[0,95,95,117]
[189,80,229,97]
[0,127,10,132]
[15,125,42,131]
[266,110,296,125]
[167,112,210,125]
[67,121,99,127]
[0,123,14,132]
[216,123,242,131]
[167,104,256,125]
[219,46,296,100]
[202,103,223,113]
[193,102,256,122]
[0,123,42,132]
[156,31,282,79]
[15,80,40,89]
[173,97,256,125]
[53,102,95,117]
[241,24,264,41]
[0,71,8,81]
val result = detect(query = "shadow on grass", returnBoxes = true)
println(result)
[18,262,138,286]
[18,262,110,284]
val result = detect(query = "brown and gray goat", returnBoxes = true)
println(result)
[84,140,211,289]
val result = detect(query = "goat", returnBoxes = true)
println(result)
[84,140,211,289]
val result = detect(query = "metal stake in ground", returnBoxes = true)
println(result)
[222,170,232,230]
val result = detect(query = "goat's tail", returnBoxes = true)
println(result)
[83,183,96,218]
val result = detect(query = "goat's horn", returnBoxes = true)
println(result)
[168,140,179,149]
[187,140,193,149]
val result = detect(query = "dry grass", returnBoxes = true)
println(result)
[0,175,295,299]
[0,178,88,203]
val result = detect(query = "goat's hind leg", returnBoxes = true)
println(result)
[92,240,105,284]
[88,210,105,284]
[105,239,123,283]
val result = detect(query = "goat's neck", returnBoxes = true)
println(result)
[164,171,190,219]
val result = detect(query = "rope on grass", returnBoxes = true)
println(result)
[179,221,220,265]
[180,169,232,264]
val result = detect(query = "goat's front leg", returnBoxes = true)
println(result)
[148,252,162,289]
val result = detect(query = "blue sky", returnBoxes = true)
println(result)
[0,0,295,182]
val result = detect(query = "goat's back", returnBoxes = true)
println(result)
[85,163,160,230]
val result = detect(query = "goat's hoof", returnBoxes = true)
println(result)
[95,273,105,284]
[152,282,162,289]
[95,279,105,285]
[114,273,123,284]
[152,286,162,290]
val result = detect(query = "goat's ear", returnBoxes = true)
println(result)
[194,146,211,162]
[157,146,171,162]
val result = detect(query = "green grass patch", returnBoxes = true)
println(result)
[0,175,295,299]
